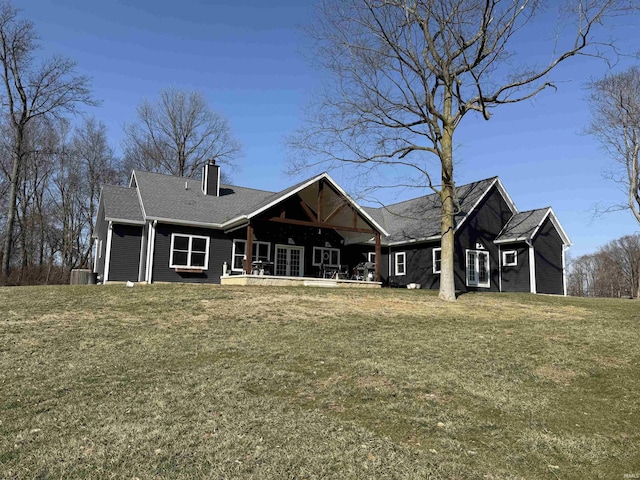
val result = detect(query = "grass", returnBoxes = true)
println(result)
[0,284,638,479]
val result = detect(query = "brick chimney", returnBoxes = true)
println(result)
[202,159,220,196]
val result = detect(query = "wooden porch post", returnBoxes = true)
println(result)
[318,180,324,222]
[375,233,381,282]
[245,223,253,274]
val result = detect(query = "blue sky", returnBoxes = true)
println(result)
[20,0,640,258]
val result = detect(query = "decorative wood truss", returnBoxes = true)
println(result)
[243,179,383,280]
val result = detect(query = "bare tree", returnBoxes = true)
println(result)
[289,0,630,301]
[568,234,640,298]
[588,66,640,225]
[123,88,242,178]
[0,1,94,278]
[69,117,119,265]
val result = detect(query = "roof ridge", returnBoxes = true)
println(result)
[514,206,551,214]
[370,176,499,210]
[134,169,277,195]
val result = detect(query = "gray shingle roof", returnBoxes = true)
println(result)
[101,171,523,245]
[495,208,550,243]
[102,185,145,224]
[133,170,276,225]
[365,177,500,243]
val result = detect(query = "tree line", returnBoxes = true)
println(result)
[0,116,119,284]
[567,234,640,299]
[0,2,241,285]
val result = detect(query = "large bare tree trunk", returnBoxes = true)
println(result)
[439,124,456,301]
[2,146,20,277]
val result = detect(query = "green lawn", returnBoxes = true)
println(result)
[1,284,638,479]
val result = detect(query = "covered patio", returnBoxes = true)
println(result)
[220,173,388,286]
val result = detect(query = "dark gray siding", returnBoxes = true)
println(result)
[150,220,381,284]
[500,242,530,293]
[380,186,514,291]
[533,217,565,294]
[380,186,513,291]
[454,185,514,292]
[108,224,143,282]
[152,223,231,283]
[387,241,440,289]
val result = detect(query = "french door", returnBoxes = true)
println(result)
[275,245,304,277]
[466,250,490,288]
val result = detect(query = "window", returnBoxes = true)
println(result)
[232,239,271,271]
[394,252,406,276]
[312,246,340,266]
[170,234,209,269]
[466,250,490,288]
[502,250,517,266]
[367,252,376,264]
[432,248,441,274]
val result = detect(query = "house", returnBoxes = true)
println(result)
[93,162,571,294]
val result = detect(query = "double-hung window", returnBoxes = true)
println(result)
[432,248,441,274]
[395,252,406,276]
[466,250,490,288]
[312,246,340,267]
[232,239,271,271]
[170,234,209,269]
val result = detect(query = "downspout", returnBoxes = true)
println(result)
[562,244,569,296]
[526,239,536,294]
[144,221,152,282]
[138,223,147,282]
[93,238,98,274]
[145,220,157,284]
[104,221,113,283]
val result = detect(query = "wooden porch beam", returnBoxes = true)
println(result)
[299,200,317,222]
[267,216,376,234]
[324,203,345,224]
[375,233,381,282]
[318,180,324,222]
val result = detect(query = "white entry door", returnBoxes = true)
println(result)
[466,250,490,288]
[275,245,304,277]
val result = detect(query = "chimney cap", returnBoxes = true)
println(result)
[207,158,216,166]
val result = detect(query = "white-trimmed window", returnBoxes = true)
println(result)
[367,252,376,264]
[432,248,441,274]
[466,250,490,288]
[232,239,271,271]
[394,252,406,276]
[313,246,340,266]
[502,250,517,267]
[170,234,209,269]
